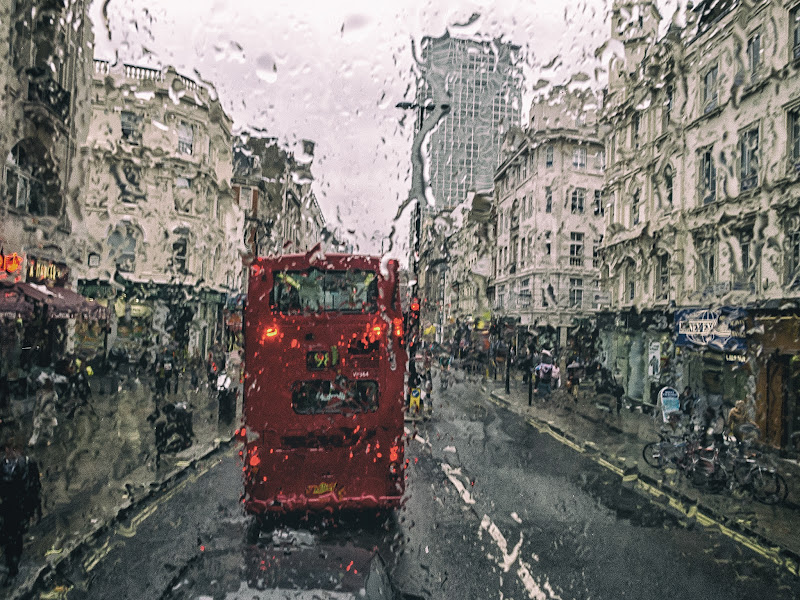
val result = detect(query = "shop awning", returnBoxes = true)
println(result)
[17,282,109,320]
[0,282,34,319]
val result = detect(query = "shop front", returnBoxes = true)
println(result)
[674,307,751,421]
[753,314,800,451]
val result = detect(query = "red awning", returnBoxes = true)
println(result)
[17,282,109,320]
[0,282,34,319]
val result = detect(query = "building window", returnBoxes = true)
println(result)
[791,108,800,165]
[593,237,602,268]
[664,165,673,207]
[657,254,670,300]
[545,186,552,213]
[794,6,800,61]
[542,283,553,307]
[787,217,800,288]
[747,33,761,79]
[632,113,640,149]
[520,278,531,307]
[593,190,604,216]
[545,231,551,256]
[5,149,30,211]
[172,238,188,273]
[178,121,194,155]
[740,126,759,191]
[697,239,717,289]
[703,65,718,113]
[594,149,605,170]
[631,189,640,226]
[571,188,585,214]
[545,145,554,168]
[572,147,587,169]
[569,278,583,308]
[626,264,635,302]
[121,111,142,144]
[700,149,716,204]
[663,84,673,131]
[569,232,584,267]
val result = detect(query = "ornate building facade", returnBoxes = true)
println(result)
[600,0,800,449]
[73,60,240,360]
[491,89,606,354]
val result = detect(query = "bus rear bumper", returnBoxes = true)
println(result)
[244,492,402,515]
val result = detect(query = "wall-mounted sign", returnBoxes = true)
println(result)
[675,307,747,353]
[0,252,24,276]
[659,387,680,423]
[88,253,100,267]
[27,256,69,287]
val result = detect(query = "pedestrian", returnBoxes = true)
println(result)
[551,362,561,390]
[28,377,58,447]
[534,350,554,398]
[0,437,41,584]
[154,361,167,401]
[726,399,753,442]
[680,386,696,418]
[701,406,725,448]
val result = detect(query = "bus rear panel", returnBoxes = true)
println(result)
[242,254,406,515]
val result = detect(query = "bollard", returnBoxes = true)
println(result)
[528,367,533,406]
[505,354,510,394]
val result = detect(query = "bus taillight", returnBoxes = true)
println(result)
[392,318,403,338]
[261,326,279,342]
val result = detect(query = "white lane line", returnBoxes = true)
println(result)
[404,426,430,447]
[441,462,560,600]
[440,463,476,505]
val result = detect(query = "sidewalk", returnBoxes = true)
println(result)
[3,373,240,599]
[473,371,800,575]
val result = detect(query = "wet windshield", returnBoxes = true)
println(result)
[1,0,800,598]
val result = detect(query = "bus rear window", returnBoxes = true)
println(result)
[272,268,378,313]
[292,379,378,414]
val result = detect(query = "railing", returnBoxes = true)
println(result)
[178,74,198,92]
[26,68,70,124]
[94,59,110,75]
[124,64,163,82]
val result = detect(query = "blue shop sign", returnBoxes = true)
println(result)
[674,307,747,353]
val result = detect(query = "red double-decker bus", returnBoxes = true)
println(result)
[241,252,407,516]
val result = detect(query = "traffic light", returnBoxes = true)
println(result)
[406,297,420,344]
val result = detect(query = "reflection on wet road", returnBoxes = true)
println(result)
[47,373,800,599]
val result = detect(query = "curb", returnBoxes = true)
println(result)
[488,390,800,576]
[13,435,236,600]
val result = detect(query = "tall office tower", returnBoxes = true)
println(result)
[416,32,523,213]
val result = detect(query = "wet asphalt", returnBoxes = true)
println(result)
[42,374,800,599]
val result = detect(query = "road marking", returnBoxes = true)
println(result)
[516,406,800,577]
[441,462,560,599]
[441,463,475,505]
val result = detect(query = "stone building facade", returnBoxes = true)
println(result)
[491,89,606,355]
[0,0,95,367]
[73,59,240,361]
[600,0,800,450]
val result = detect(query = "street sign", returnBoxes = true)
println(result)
[659,386,680,423]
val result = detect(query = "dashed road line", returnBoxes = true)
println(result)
[441,461,560,599]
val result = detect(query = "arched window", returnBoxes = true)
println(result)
[664,165,673,207]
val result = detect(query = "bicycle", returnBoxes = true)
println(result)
[725,448,789,505]
[642,431,696,470]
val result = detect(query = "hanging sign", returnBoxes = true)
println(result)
[675,307,747,353]
[0,252,24,276]
[27,256,69,287]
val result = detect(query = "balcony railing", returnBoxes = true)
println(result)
[26,68,70,124]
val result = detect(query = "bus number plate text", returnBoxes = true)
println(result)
[307,351,331,370]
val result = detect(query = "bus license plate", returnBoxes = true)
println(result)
[307,351,331,370]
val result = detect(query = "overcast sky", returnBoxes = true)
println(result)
[91,0,681,262]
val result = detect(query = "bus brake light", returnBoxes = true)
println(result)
[392,318,403,338]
